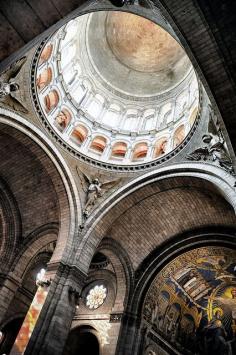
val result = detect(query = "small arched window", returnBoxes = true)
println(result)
[189,107,198,128]
[39,44,53,65]
[173,125,185,148]
[71,125,88,145]
[36,68,52,90]
[133,142,148,160]
[111,142,127,158]
[55,109,71,132]
[44,90,59,112]
[90,136,107,154]
[154,137,168,158]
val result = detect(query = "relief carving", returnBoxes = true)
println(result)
[187,113,235,175]
[0,57,28,113]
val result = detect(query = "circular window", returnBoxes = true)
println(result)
[32,10,200,170]
[86,285,107,309]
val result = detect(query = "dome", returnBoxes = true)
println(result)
[106,12,186,74]
[33,11,199,169]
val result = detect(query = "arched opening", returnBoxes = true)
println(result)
[139,244,236,355]
[36,67,52,90]
[189,107,198,127]
[39,44,53,65]
[55,109,72,132]
[154,137,168,158]
[132,142,148,160]
[63,326,100,355]
[111,142,127,159]
[44,90,59,112]
[90,136,107,155]
[173,125,185,148]
[0,317,24,355]
[0,120,76,354]
[71,125,88,145]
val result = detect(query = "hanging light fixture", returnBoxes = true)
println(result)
[36,268,51,287]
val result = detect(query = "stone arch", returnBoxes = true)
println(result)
[74,163,236,275]
[132,227,236,315]
[0,108,81,264]
[96,238,135,312]
[0,177,21,272]
[54,108,72,132]
[117,229,236,355]
[9,224,58,280]
[64,325,101,355]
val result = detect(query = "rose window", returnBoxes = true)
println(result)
[86,285,107,309]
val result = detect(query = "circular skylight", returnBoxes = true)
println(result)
[33,11,199,168]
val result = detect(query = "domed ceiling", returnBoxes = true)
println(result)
[106,12,185,74]
[87,11,191,96]
[33,10,199,169]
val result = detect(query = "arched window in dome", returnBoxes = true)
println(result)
[143,109,155,131]
[39,44,53,65]
[55,109,72,132]
[154,137,168,158]
[63,67,76,86]
[189,107,198,128]
[176,91,188,117]
[111,142,127,159]
[44,90,59,113]
[102,104,120,127]
[189,76,199,106]
[61,44,76,69]
[71,85,87,103]
[132,142,148,161]
[86,95,104,118]
[90,136,107,154]
[36,68,52,90]
[173,124,185,148]
[63,21,78,44]
[123,110,138,131]
[71,125,88,145]
[158,103,172,129]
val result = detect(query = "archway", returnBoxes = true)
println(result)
[115,231,236,355]
[0,317,24,355]
[63,326,100,355]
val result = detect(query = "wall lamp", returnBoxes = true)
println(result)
[36,268,51,288]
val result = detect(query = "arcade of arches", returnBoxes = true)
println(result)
[0,1,236,355]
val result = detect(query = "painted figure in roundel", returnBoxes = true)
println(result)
[142,247,236,355]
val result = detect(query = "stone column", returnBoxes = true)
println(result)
[116,313,142,355]
[0,274,20,326]
[24,262,87,355]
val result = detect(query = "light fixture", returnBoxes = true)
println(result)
[0,331,4,346]
[36,268,51,287]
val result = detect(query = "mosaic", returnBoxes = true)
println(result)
[143,247,236,354]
